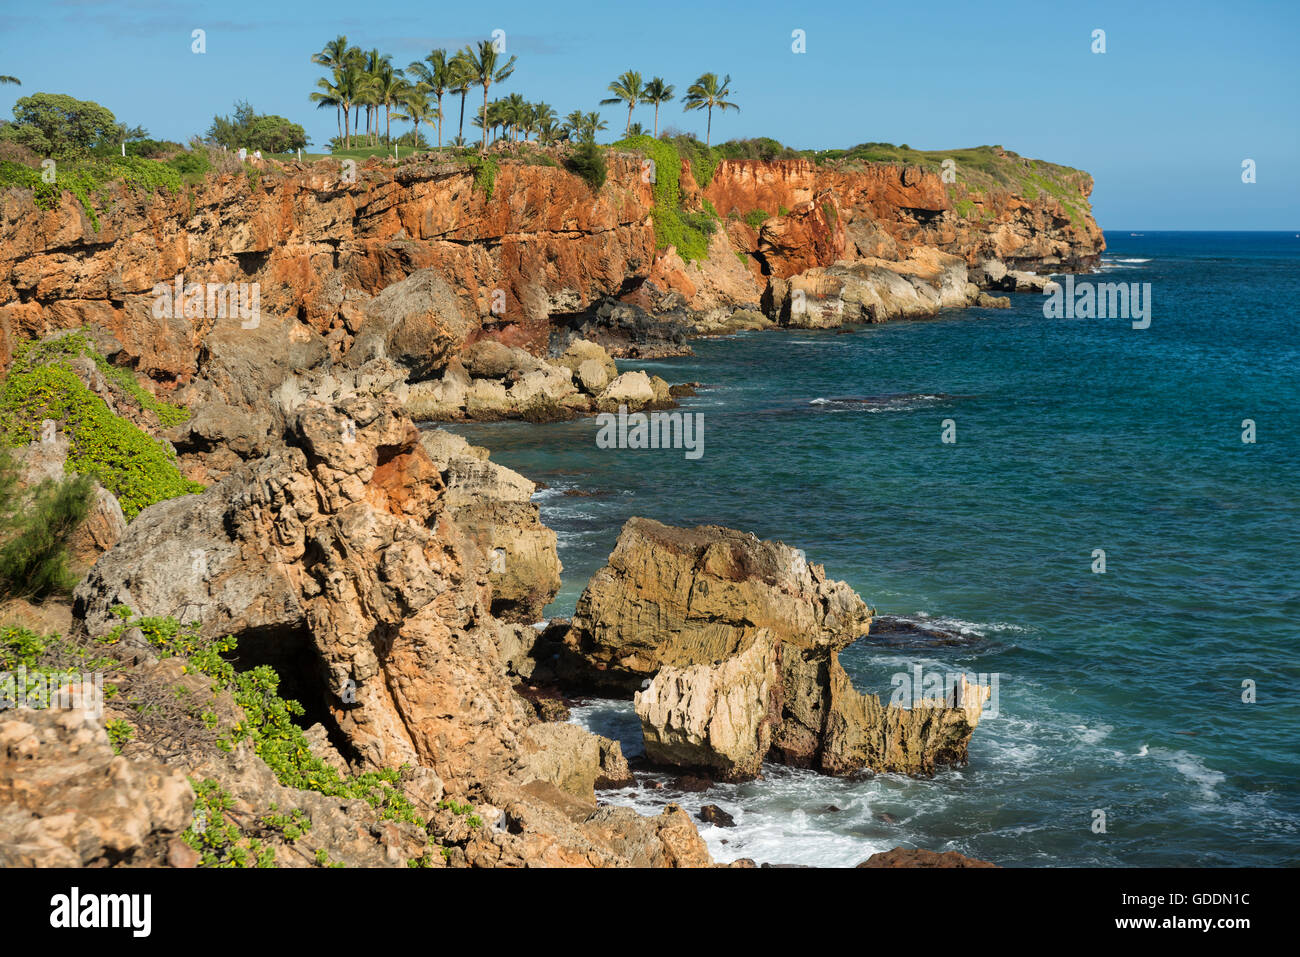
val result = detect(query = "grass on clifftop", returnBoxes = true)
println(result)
[806,142,1093,227]
[610,134,1093,258]
[0,332,201,519]
[0,155,196,231]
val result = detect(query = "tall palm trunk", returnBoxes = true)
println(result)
[481,84,489,153]
[458,91,467,139]
[626,102,633,134]
[653,104,660,137]
[436,93,444,148]
[706,106,712,147]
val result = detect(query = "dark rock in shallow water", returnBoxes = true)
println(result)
[819,804,843,814]
[857,847,996,868]
[668,382,700,397]
[552,298,694,360]
[867,615,980,649]
[672,774,714,793]
[876,811,899,824]
[697,804,736,828]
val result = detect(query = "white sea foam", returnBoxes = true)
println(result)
[1163,749,1225,801]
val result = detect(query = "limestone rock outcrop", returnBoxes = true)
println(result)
[564,519,989,779]
[563,517,872,691]
[419,428,560,621]
[635,629,781,780]
[74,388,532,785]
[0,708,194,867]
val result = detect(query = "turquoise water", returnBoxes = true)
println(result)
[447,232,1300,866]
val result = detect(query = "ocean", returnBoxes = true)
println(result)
[445,232,1300,866]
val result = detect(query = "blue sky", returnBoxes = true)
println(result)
[2,0,1296,228]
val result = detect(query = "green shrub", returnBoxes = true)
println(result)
[470,155,498,200]
[0,155,183,231]
[565,140,607,191]
[0,332,199,519]
[0,449,94,599]
[744,209,769,230]
[613,134,718,262]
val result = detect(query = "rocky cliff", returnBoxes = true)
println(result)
[1,143,1102,406]
[0,140,1094,867]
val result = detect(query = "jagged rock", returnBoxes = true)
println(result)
[564,519,987,780]
[346,268,471,380]
[594,735,634,789]
[564,298,693,360]
[563,518,871,690]
[419,428,560,621]
[74,393,533,788]
[596,370,654,411]
[857,847,997,868]
[970,258,1008,287]
[635,629,781,781]
[575,358,611,394]
[404,358,470,420]
[1002,269,1054,293]
[773,250,970,327]
[466,782,711,868]
[514,723,629,803]
[462,339,540,378]
[0,708,193,867]
[697,804,737,828]
[554,338,617,383]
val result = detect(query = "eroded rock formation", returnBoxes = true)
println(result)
[563,519,989,780]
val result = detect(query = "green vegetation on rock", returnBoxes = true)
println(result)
[0,332,199,519]
[0,154,186,231]
[613,133,720,262]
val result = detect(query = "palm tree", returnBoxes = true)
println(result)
[601,70,644,135]
[394,89,436,150]
[407,48,452,147]
[537,116,563,146]
[315,61,366,149]
[503,92,529,142]
[681,72,738,147]
[360,49,391,146]
[531,103,557,143]
[449,49,473,143]
[563,109,585,139]
[641,77,674,137]
[310,75,343,147]
[463,40,517,153]
[374,64,408,146]
[582,111,608,143]
[311,36,351,143]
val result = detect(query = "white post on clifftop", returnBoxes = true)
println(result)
[297,147,301,162]
[121,142,125,157]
